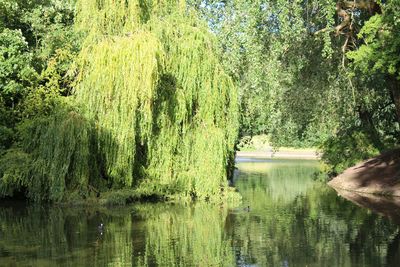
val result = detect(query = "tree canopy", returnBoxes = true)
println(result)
[0,0,239,202]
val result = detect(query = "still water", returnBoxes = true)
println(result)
[1,158,400,266]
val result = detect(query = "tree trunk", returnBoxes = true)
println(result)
[387,75,400,124]
[358,108,384,150]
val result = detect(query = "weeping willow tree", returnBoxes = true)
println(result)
[0,0,239,202]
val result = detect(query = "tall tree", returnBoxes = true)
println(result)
[0,0,240,202]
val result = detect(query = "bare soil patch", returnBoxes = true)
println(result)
[328,148,400,196]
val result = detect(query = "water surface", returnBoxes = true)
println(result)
[1,159,400,266]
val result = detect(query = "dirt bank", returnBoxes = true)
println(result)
[328,148,400,196]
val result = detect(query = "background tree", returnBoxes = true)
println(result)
[191,0,399,174]
[0,0,79,152]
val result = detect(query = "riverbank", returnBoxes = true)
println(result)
[236,148,320,160]
[1,183,240,207]
[328,148,400,196]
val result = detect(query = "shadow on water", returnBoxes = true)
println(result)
[1,159,400,266]
[329,188,400,266]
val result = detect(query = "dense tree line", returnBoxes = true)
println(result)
[191,0,400,175]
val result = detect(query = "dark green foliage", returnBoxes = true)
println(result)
[348,1,400,79]
[0,0,78,105]
[321,128,380,176]
[0,148,31,197]
[0,0,80,155]
[0,98,14,151]
[0,28,37,106]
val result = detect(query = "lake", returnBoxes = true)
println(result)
[1,158,399,266]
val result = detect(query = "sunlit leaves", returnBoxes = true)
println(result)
[0,0,240,202]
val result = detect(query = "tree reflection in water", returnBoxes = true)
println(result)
[1,159,399,266]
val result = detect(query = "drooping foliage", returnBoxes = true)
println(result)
[0,0,239,202]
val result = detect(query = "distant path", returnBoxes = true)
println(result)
[236,149,320,160]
